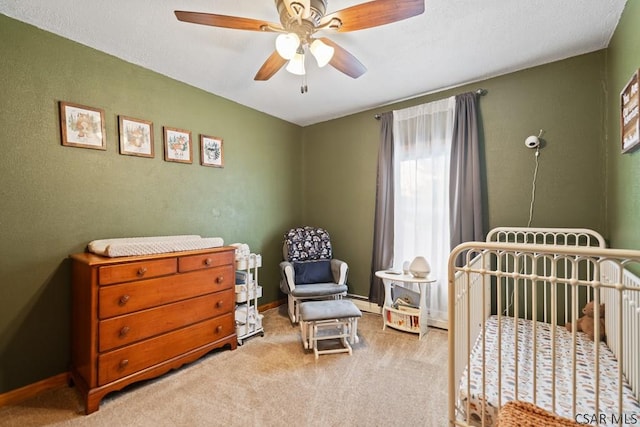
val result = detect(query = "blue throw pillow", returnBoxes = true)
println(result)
[294,260,333,285]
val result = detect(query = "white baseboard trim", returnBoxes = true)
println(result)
[347,294,381,314]
[347,294,449,330]
[427,318,448,330]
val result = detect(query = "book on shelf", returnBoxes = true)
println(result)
[385,309,420,330]
[391,284,420,307]
[393,297,419,312]
[395,304,419,314]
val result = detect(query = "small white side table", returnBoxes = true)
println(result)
[375,270,436,340]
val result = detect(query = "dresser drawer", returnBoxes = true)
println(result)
[98,314,235,386]
[98,265,234,319]
[99,258,177,285]
[179,251,234,272]
[98,289,235,352]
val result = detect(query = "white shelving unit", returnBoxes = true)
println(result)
[235,253,264,345]
[375,270,436,340]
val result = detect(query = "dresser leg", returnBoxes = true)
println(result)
[84,391,103,415]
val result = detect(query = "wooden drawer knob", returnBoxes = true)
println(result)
[118,295,130,306]
[216,301,223,308]
[119,326,130,337]
[119,359,129,369]
[137,267,147,277]
[216,276,224,284]
[215,325,223,334]
[204,258,212,266]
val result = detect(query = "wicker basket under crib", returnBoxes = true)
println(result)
[496,401,580,427]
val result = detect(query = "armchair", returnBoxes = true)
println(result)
[279,226,348,323]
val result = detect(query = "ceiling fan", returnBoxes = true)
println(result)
[175,0,425,87]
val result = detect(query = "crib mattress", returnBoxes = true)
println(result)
[458,315,640,426]
[88,235,224,257]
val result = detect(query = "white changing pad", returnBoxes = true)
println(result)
[88,235,224,257]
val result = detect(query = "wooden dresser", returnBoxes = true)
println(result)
[69,247,237,414]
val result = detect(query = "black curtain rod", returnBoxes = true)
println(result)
[374,88,487,120]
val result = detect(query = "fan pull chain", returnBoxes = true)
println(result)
[300,73,308,94]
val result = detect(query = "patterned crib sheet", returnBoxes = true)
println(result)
[458,315,640,426]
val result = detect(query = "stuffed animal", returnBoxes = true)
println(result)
[565,301,605,341]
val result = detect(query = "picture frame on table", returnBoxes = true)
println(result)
[163,126,192,164]
[200,135,224,168]
[118,116,154,158]
[59,101,106,150]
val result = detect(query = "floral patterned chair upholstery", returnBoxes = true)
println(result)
[279,226,349,323]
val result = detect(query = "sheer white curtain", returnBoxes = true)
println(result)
[392,97,455,327]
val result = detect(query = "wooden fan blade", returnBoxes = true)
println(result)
[175,11,282,32]
[254,51,288,81]
[320,0,425,32]
[319,38,367,79]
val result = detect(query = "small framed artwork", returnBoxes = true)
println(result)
[200,135,224,168]
[118,116,154,158]
[621,69,640,153]
[59,101,106,150]
[163,126,192,163]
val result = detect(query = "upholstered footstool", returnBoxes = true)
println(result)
[299,299,362,359]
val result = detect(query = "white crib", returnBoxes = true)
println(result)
[448,227,640,426]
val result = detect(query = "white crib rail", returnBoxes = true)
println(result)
[448,241,640,427]
[452,250,489,386]
[488,227,606,325]
[486,226,606,247]
[601,260,640,400]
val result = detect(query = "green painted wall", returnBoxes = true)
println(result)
[2,3,637,396]
[0,15,302,393]
[606,2,640,249]
[303,51,606,298]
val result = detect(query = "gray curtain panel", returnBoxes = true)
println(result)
[449,92,484,260]
[369,111,394,305]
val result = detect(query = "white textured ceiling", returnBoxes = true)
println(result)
[0,0,627,126]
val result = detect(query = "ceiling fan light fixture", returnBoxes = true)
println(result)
[177,0,425,82]
[275,32,300,60]
[286,50,306,75]
[309,39,334,67]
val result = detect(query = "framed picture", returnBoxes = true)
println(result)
[163,126,192,163]
[200,135,224,168]
[621,69,640,153]
[59,101,106,150]
[118,116,154,158]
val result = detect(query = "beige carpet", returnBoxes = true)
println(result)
[0,305,449,427]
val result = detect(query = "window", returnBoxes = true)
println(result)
[392,97,455,327]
